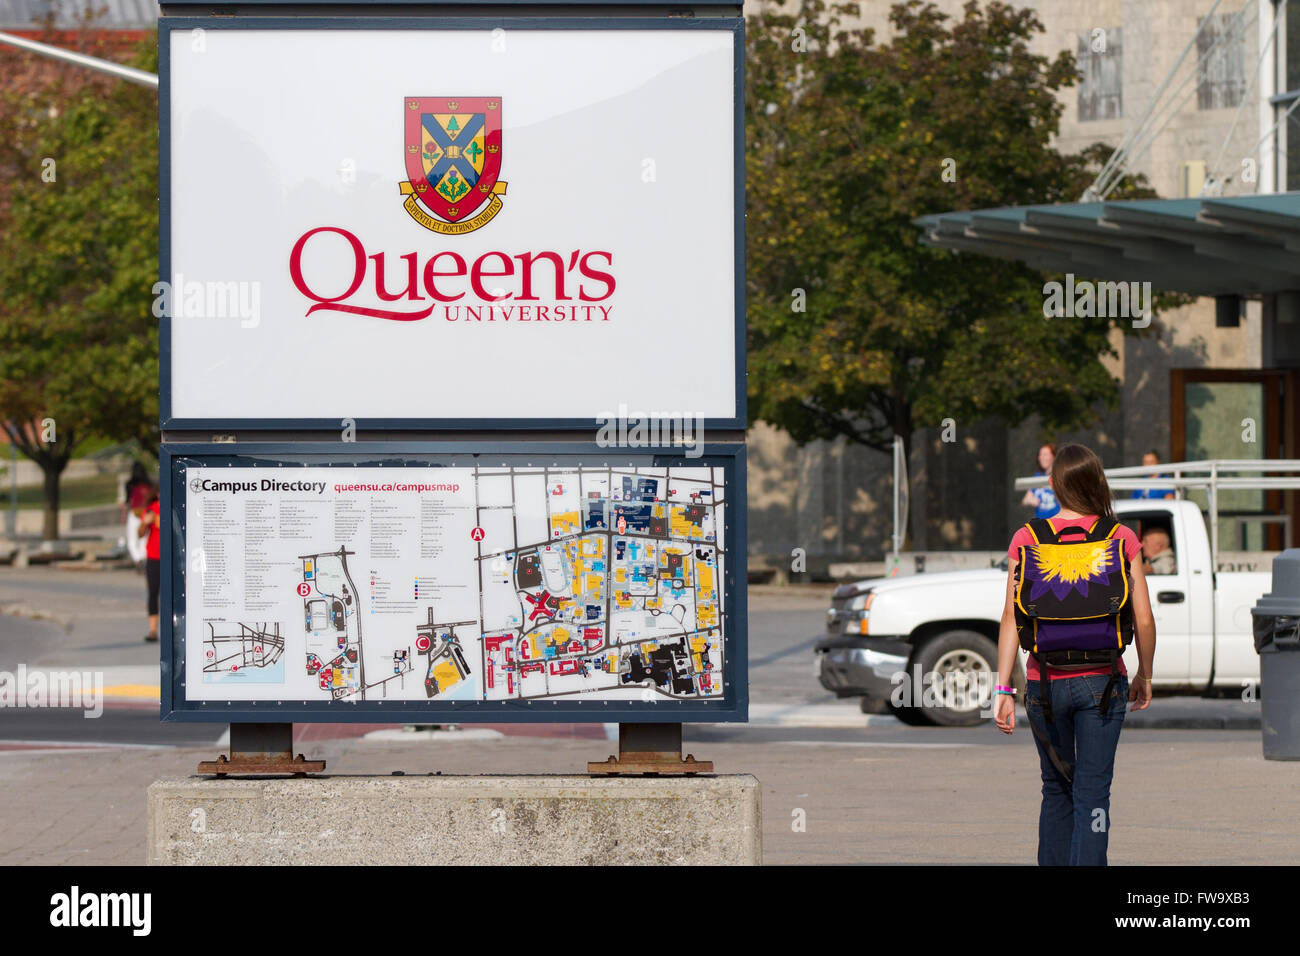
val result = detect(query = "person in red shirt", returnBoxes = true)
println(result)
[138,485,161,642]
[993,444,1157,866]
[123,462,152,568]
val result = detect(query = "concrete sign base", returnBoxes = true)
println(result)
[147,774,761,865]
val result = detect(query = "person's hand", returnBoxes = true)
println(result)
[1129,674,1153,711]
[994,693,1016,734]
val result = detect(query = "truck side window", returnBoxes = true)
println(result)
[1137,517,1177,576]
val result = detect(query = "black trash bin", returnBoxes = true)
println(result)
[1251,548,1300,760]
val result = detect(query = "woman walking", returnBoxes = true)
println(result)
[994,444,1156,865]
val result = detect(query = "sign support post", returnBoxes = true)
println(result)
[588,722,713,775]
[197,722,325,776]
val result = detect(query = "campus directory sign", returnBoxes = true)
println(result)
[158,17,745,431]
[160,444,747,722]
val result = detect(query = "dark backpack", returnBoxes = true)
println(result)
[1014,516,1134,664]
[1013,515,1133,779]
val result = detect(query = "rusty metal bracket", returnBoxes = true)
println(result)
[197,722,325,776]
[588,722,712,775]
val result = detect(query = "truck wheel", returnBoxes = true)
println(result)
[912,630,999,727]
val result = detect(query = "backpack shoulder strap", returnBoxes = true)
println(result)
[1027,518,1056,544]
[1091,516,1121,542]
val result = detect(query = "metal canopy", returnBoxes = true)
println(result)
[916,193,1300,296]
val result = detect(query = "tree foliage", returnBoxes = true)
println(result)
[746,0,1158,453]
[0,30,158,536]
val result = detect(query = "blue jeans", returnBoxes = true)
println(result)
[1024,674,1128,866]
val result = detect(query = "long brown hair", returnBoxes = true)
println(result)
[1050,444,1114,518]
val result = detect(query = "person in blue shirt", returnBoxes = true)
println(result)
[1131,450,1176,500]
[1021,443,1060,519]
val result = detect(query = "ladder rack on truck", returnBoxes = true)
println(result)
[1014,459,1300,563]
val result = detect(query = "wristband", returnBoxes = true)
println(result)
[995,685,1015,695]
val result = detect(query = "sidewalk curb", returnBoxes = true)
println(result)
[0,603,74,629]
[1126,715,1260,729]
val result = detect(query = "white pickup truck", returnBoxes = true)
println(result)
[815,495,1279,726]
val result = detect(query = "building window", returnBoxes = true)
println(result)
[1289,0,1300,93]
[1077,27,1122,121]
[1197,13,1247,110]
[1284,0,1300,190]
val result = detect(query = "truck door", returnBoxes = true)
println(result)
[1118,508,1191,682]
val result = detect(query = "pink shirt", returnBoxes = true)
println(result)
[1008,514,1140,681]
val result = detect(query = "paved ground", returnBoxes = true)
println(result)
[0,564,158,670]
[3,730,1296,865]
[0,567,1293,865]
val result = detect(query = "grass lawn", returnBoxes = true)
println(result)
[8,472,122,510]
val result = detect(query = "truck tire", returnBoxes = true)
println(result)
[859,696,890,715]
[911,630,999,727]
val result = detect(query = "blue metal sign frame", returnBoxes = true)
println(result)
[160,441,748,722]
[157,16,746,432]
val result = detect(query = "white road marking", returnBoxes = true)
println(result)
[362,728,505,742]
[743,702,900,728]
[785,740,975,748]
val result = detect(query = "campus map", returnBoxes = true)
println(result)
[184,465,726,704]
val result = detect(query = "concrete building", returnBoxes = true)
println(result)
[745,0,1300,574]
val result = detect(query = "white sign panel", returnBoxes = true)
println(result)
[164,25,740,424]
[182,464,727,703]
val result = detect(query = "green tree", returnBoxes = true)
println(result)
[746,0,1158,456]
[0,35,158,539]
